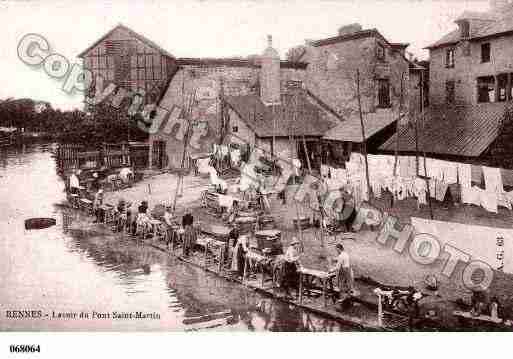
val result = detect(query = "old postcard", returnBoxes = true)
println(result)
[1,0,513,343]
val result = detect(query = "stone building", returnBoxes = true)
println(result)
[426,0,513,106]
[380,1,513,169]
[78,24,419,171]
[294,24,420,164]
[148,36,318,170]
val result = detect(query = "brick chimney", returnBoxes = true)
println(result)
[261,35,281,105]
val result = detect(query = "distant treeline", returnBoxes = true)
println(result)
[0,98,148,146]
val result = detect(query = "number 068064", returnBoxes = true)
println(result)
[9,345,41,353]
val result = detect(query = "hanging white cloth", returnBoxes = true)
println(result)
[321,164,329,178]
[435,180,448,201]
[478,188,498,213]
[426,159,444,181]
[471,165,482,184]
[457,163,471,188]
[69,174,79,189]
[497,192,512,210]
[220,145,229,157]
[482,166,503,193]
[197,158,212,174]
[414,177,427,205]
[230,149,241,167]
[441,161,458,184]
[292,159,301,176]
[462,186,481,206]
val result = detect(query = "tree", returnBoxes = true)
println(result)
[285,45,306,62]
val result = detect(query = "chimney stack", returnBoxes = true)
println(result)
[261,35,281,105]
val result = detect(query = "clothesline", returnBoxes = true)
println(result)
[321,153,513,213]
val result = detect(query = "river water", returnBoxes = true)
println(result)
[0,143,351,331]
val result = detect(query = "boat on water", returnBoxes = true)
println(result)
[24,217,57,230]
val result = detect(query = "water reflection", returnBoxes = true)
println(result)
[0,144,352,332]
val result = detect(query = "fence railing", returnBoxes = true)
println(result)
[56,142,149,170]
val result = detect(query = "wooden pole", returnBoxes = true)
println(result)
[218,77,225,146]
[356,69,372,202]
[290,92,304,244]
[419,70,434,220]
[394,73,405,177]
[172,92,195,213]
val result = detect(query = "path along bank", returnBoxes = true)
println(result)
[71,169,513,331]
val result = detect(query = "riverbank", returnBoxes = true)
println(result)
[98,170,513,330]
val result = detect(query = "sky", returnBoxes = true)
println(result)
[0,0,490,110]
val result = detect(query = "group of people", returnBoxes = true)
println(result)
[68,167,135,224]
[279,239,354,302]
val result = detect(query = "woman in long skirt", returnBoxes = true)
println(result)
[182,210,196,256]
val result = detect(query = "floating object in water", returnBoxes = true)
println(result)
[24,218,56,230]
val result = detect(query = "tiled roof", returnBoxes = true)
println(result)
[323,109,398,143]
[379,102,513,157]
[224,93,334,137]
[176,57,308,69]
[426,4,513,49]
[78,24,175,58]
[311,29,385,47]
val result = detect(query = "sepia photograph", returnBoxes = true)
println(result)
[1,0,513,345]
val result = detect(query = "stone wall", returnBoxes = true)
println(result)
[301,35,410,119]
[150,64,306,168]
[429,34,513,106]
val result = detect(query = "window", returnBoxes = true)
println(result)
[498,74,508,102]
[481,43,491,63]
[460,21,470,39]
[232,126,238,133]
[477,76,496,103]
[445,81,455,104]
[377,79,390,108]
[445,48,455,68]
[376,43,386,61]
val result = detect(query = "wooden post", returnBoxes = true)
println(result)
[377,294,383,327]
[299,271,304,304]
[419,69,434,220]
[204,242,208,268]
[261,261,265,288]
[173,92,195,213]
[394,73,405,176]
[243,255,248,285]
[323,277,328,307]
[290,92,304,244]
[356,69,372,201]
[148,140,153,170]
[508,73,513,101]
[218,245,223,274]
